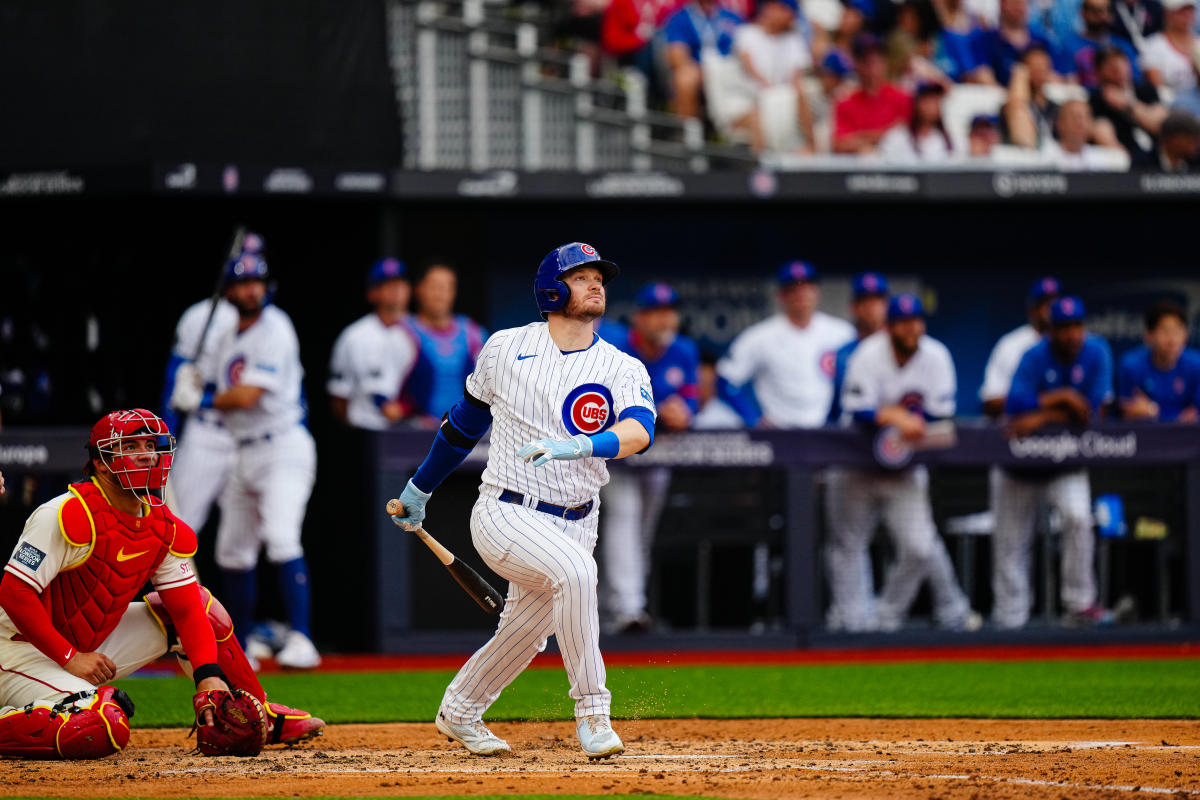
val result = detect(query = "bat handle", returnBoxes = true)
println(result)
[412,526,455,566]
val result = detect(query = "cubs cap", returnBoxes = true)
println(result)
[635,282,679,309]
[852,271,889,298]
[887,292,925,321]
[1050,295,1086,324]
[777,260,818,286]
[368,257,407,287]
[1028,276,1062,304]
[772,0,800,12]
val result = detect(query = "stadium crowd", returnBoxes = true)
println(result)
[567,0,1200,164]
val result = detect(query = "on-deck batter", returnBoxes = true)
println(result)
[390,242,656,759]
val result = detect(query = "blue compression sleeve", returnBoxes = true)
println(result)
[411,394,492,492]
[852,409,878,426]
[618,406,656,446]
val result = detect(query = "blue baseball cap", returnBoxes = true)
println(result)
[821,50,853,78]
[635,281,679,309]
[887,292,925,321]
[777,260,818,286]
[368,257,408,287]
[1050,295,1086,324]
[772,0,800,12]
[852,271,889,298]
[1028,276,1062,304]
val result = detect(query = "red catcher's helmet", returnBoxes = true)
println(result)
[88,409,176,506]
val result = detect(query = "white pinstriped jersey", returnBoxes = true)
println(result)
[327,313,418,430]
[979,324,1042,404]
[468,322,656,506]
[213,306,307,439]
[173,299,240,384]
[842,330,957,419]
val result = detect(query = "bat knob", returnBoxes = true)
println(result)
[386,499,403,516]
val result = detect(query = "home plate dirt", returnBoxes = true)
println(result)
[3,719,1198,798]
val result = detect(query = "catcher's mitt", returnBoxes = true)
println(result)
[191,688,269,757]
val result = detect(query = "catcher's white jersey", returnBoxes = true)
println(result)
[327,313,418,430]
[979,323,1042,404]
[212,306,306,440]
[468,322,656,505]
[841,330,957,419]
[173,299,240,383]
[717,311,855,428]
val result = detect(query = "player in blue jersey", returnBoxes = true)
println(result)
[597,282,699,632]
[403,263,487,422]
[1118,300,1200,422]
[998,296,1115,628]
[827,271,889,424]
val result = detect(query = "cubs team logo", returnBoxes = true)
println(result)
[580,243,597,257]
[1070,364,1084,385]
[665,366,684,388]
[874,426,914,470]
[1175,376,1186,396]
[819,351,836,378]
[227,356,247,386]
[899,391,925,415]
[562,383,614,436]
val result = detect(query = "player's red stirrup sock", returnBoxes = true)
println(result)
[144,586,267,704]
[0,686,133,760]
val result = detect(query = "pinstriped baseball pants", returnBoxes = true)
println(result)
[440,490,608,723]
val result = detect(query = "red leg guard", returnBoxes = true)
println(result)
[0,687,133,760]
[144,586,266,703]
[265,702,325,745]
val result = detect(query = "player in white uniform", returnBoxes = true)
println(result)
[164,232,266,530]
[170,253,320,669]
[835,293,978,631]
[390,242,656,759]
[328,258,418,430]
[717,261,855,428]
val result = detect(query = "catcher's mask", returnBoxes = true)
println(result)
[88,409,176,507]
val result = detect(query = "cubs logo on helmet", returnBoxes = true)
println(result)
[562,384,615,436]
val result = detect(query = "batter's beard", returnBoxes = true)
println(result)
[232,298,265,318]
[563,296,605,322]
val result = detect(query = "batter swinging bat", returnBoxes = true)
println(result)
[386,499,504,614]
[191,224,247,363]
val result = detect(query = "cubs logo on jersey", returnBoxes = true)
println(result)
[227,356,246,386]
[819,350,836,378]
[899,391,925,415]
[562,383,614,436]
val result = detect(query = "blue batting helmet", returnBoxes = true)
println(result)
[534,242,619,319]
[223,253,270,286]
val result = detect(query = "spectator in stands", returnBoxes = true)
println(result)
[980,276,1061,418]
[1157,107,1200,168]
[731,0,818,151]
[968,112,1004,154]
[1119,300,1200,420]
[1110,0,1164,50]
[998,295,1117,628]
[1064,0,1142,88]
[877,81,956,161]
[887,0,954,91]
[1089,45,1166,165]
[833,34,913,154]
[1172,68,1200,118]
[1002,44,1061,147]
[664,0,744,119]
[1041,98,1132,168]
[598,282,699,634]
[403,262,487,423]
[966,0,1074,86]
[828,271,890,424]
[1140,0,1197,95]
[717,261,855,428]
[601,0,684,84]
[931,0,986,80]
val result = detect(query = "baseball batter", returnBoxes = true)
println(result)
[163,231,266,530]
[390,242,656,759]
[834,293,978,631]
[597,282,699,633]
[0,409,322,759]
[170,253,320,669]
[328,258,418,430]
[718,261,855,428]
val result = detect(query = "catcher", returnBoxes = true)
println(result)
[0,409,324,759]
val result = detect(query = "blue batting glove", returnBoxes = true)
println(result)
[517,434,592,468]
[390,479,432,531]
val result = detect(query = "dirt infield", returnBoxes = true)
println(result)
[4,718,1198,799]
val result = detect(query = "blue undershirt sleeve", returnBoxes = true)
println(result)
[410,393,492,493]
[617,406,656,448]
[717,377,762,427]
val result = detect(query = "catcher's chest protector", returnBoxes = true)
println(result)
[46,481,176,652]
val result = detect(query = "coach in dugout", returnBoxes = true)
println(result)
[717,261,854,428]
[998,296,1116,628]
[1118,300,1200,422]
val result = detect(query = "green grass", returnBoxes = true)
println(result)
[114,658,1200,728]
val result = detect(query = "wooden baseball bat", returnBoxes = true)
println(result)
[386,499,504,615]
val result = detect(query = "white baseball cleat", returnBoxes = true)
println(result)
[275,631,322,670]
[577,714,624,759]
[436,710,511,755]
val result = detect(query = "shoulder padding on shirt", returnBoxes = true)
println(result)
[58,493,96,548]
